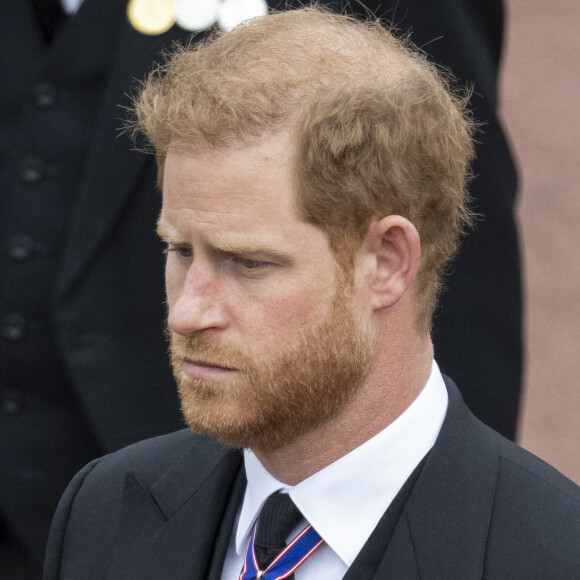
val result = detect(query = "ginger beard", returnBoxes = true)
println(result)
[170,279,376,452]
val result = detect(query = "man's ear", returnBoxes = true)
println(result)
[365,215,421,311]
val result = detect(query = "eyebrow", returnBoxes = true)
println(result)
[156,220,177,243]
[156,219,292,262]
[210,239,290,259]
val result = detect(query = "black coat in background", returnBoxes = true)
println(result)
[0,1,192,572]
[0,0,520,574]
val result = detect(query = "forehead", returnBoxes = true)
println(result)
[163,134,295,215]
[160,134,330,252]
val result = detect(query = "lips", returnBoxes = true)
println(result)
[182,358,238,380]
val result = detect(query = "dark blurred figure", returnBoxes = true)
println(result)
[0,1,520,578]
[0,1,191,576]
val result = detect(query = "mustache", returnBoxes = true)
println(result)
[169,332,253,372]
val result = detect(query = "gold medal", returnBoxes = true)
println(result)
[127,0,176,36]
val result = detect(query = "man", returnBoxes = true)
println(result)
[2,1,520,577]
[44,8,575,580]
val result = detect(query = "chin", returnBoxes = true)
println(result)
[178,382,338,452]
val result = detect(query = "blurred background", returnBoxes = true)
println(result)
[502,0,580,483]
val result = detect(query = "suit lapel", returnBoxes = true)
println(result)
[108,440,243,580]
[370,378,499,579]
[373,513,422,579]
[207,466,248,580]
[56,8,196,298]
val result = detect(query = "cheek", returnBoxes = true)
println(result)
[235,279,334,344]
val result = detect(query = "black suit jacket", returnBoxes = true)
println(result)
[43,379,580,579]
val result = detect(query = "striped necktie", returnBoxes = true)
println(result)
[239,491,324,580]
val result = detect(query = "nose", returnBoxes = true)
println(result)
[167,262,228,336]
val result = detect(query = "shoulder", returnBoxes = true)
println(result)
[450,375,580,526]
[471,415,580,575]
[80,428,221,485]
[439,377,580,576]
[486,434,580,575]
[58,428,232,514]
[495,434,580,501]
[44,429,235,579]
[445,376,578,501]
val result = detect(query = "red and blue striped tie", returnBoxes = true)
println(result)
[239,492,324,580]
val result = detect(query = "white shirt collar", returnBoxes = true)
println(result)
[236,360,448,566]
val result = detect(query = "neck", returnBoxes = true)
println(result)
[252,334,434,485]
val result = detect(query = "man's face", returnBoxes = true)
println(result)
[160,134,376,451]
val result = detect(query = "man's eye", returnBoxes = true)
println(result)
[240,258,262,270]
[177,247,193,258]
[164,245,192,259]
[231,256,267,271]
